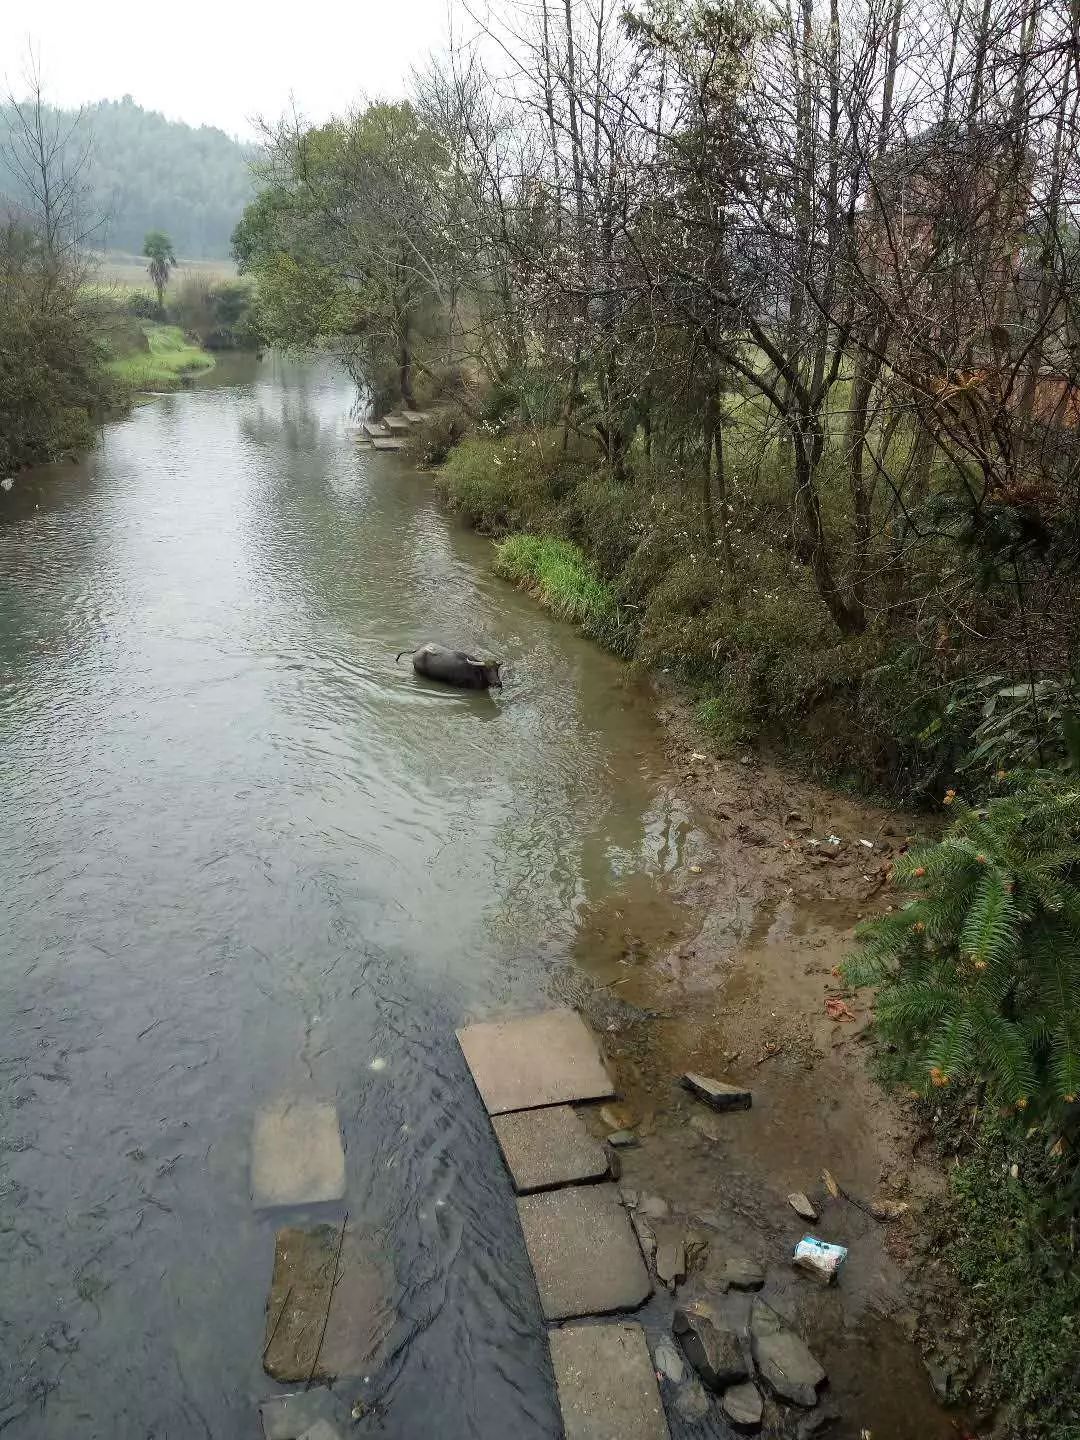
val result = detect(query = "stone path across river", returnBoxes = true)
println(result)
[457,1007,670,1440]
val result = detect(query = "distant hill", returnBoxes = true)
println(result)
[0,96,256,258]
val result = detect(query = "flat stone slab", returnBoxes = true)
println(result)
[517,1183,651,1320]
[259,1389,346,1440]
[549,1323,670,1440]
[252,1100,345,1208]
[263,1225,392,1381]
[457,1008,614,1115]
[492,1105,610,1193]
[401,409,430,423]
[361,421,389,437]
[382,415,411,433]
[371,437,406,451]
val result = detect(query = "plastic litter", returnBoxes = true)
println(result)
[792,1236,848,1284]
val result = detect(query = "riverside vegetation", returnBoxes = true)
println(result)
[230,0,1080,1429]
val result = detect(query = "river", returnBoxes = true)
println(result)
[0,355,702,1437]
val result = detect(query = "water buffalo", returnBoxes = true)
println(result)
[396,643,503,690]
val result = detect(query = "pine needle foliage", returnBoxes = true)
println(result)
[844,773,1080,1118]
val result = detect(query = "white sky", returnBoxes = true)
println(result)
[1,0,457,137]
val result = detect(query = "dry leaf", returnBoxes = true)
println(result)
[822,1168,841,1199]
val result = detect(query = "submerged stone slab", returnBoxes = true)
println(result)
[517,1183,651,1320]
[258,1390,346,1440]
[492,1105,610,1193]
[457,1009,614,1115]
[263,1225,392,1382]
[371,437,405,451]
[549,1323,670,1440]
[252,1100,346,1208]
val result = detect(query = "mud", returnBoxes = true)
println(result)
[567,704,955,1440]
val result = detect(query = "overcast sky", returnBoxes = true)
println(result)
[1,0,457,137]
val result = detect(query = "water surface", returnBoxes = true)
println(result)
[0,356,692,1437]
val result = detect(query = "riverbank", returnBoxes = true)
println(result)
[418,424,1079,1439]
[104,319,216,392]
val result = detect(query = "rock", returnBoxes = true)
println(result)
[601,1103,636,1130]
[297,1424,342,1440]
[788,1192,819,1222]
[262,1225,392,1382]
[674,1303,748,1391]
[750,1298,825,1408]
[653,1336,685,1384]
[924,1356,952,1403]
[631,1210,657,1265]
[259,1392,345,1440]
[870,1197,910,1222]
[620,1188,639,1209]
[517,1184,653,1320]
[723,1381,763,1432]
[795,1405,840,1437]
[655,1241,686,1289]
[492,1105,611,1193]
[251,1100,346,1208]
[715,1251,765,1292]
[606,1147,622,1181]
[682,1073,752,1111]
[549,1323,670,1440]
[607,1130,639,1148]
[673,1374,711,1422]
[638,1193,670,1221]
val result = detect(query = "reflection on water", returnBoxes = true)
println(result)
[0,355,694,1437]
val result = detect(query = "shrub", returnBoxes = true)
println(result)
[844,770,1080,1119]
[408,407,469,466]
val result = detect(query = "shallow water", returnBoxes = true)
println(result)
[0,355,696,1437]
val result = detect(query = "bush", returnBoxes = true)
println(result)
[844,770,1080,1118]
[407,407,469,466]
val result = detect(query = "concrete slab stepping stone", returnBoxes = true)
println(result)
[263,1224,392,1382]
[517,1183,651,1320]
[723,1380,763,1432]
[750,1297,826,1407]
[456,1008,614,1115]
[492,1105,610,1193]
[682,1072,752,1111]
[252,1100,345,1208]
[361,421,389,437]
[371,437,405,451]
[549,1323,670,1440]
[673,1300,749,1391]
[258,1390,346,1440]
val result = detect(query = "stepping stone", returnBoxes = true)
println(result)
[252,1100,345,1208]
[517,1183,651,1320]
[371,437,405,451]
[401,409,428,423]
[263,1225,392,1382]
[723,1380,763,1432]
[750,1297,825,1407]
[361,421,389,437]
[457,1009,614,1115]
[549,1323,670,1440]
[259,1390,346,1440]
[492,1105,610,1193]
[382,415,411,433]
[682,1072,752,1111]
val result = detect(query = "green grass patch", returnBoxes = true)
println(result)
[925,1107,1080,1438]
[494,533,633,654]
[105,322,215,391]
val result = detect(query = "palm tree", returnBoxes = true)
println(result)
[143,230,176,312]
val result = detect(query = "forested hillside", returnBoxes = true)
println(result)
[0,96,254,256]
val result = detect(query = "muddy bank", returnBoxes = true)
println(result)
[558,702,955,1439]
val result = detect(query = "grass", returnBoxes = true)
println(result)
[922,1106,1080,1438]
[105,321,215,391]
[89,250,237,289]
